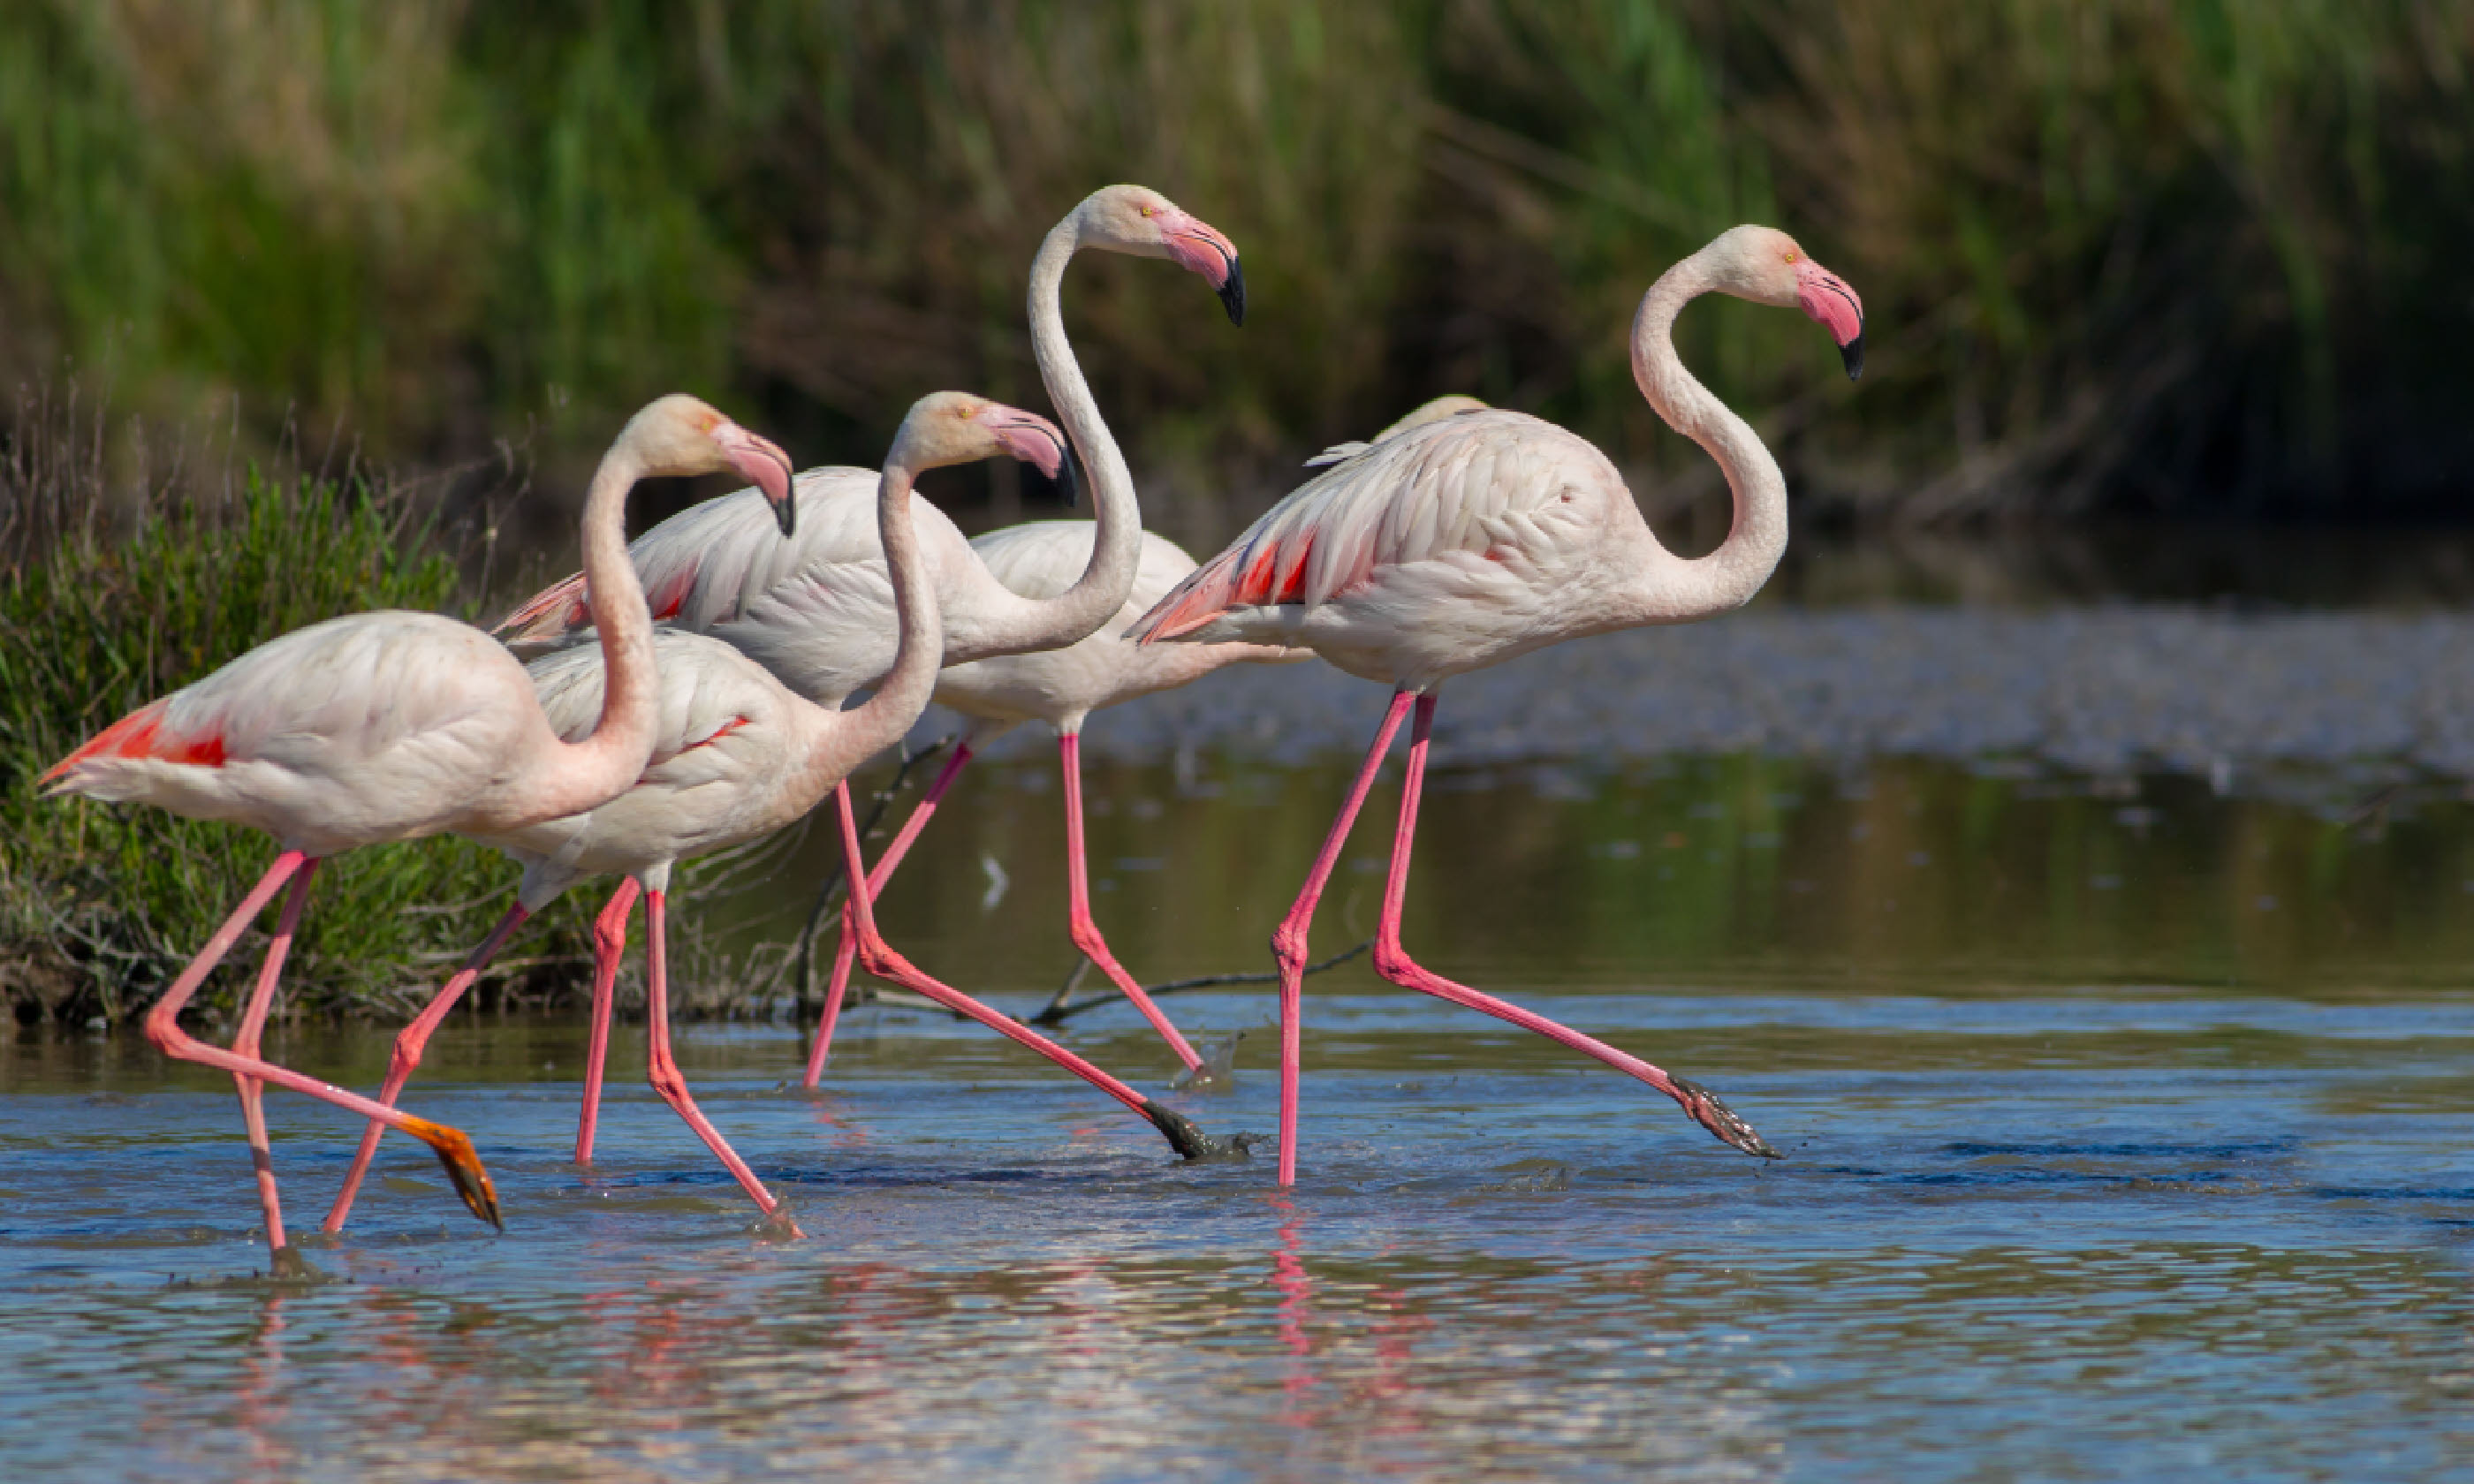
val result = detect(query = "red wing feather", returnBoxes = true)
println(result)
[42,699,225,782]
[494,572,592,643]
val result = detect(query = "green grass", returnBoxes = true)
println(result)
[4,2,2471,519]
[0,398,603,1026]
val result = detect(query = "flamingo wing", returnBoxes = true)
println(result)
[1129,411,1618,643]
[498,466,887,644]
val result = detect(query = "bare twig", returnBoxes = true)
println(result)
[1027,939,1373,1027]
[823,939,1376,1029]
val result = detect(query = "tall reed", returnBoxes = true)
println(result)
[3,1,2470,523]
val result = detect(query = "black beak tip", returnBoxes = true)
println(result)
[1053,443,1084,509]
[1218,257,1247,328]
[773,496,798,538]
[1840,332,1865,382]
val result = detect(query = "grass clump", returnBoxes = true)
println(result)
[0,398,596,1026]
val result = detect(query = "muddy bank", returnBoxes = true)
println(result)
[928,606,2474,800]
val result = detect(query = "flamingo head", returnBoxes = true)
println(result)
[1706,224,1866,381]
[1075,185,1247,326]
[890,392,1073,490]
[630,393,799,537]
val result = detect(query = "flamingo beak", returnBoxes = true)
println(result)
[1795,259,1866,381]
[1216,255,1248,327]
[1055,442,1085,509]
[976,405,1072,497]
[1159,211,1247,327]
[716,421,798,537]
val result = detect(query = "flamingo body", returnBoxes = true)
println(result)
[1135,410,1666,690]
[49,612,579,859]
[492,628,818,899]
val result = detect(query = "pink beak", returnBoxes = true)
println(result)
[714,421,798,537]
[1157,208,1247,326]
[1794,259,1865,379]
[977,405,1070,481]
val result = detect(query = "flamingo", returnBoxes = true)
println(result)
[795,523,1306,1089]
[321,395,1235,1240]
[39,393,797,1266]
[1127,224,1866,1184]
[495,185,1246,1076]
[792,398,1496,1087]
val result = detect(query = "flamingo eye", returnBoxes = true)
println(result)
[1141,205,1155,217]
[1784,250,1799,264]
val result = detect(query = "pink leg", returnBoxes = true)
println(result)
[642,889,803,1234]
[143,851,501,1229]
[835,784,1234,1160]
[1269,692,1416,1185]
[574,879,642,1166]
[1370,695,1777,1159]
[804,744,975,1088]
[323,902,530,1233]
[229,861,317,1258]
[1060,731,1204,1072]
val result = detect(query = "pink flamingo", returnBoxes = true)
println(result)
[496,185,1246,1077]
[791,399,1495,1086]
[1129,224,1866,1184]
[40,394,796,1265]
[797,522,1305,1089]
[322,395,1234,1240]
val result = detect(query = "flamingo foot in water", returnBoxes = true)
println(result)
[1670,1077,1780,1160]
[404,1117,505,1228]
[264,1246,326,1283]
[1142,1099,1257,1162]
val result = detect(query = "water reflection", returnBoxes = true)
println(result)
[726,754,2474,1033]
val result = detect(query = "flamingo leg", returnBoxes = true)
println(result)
[323,902,530,1233]
[804,743,976,1088]
[229,860,316,1260]
[1368,693,1778,1160]
[641,889,802,1233]
[1269,691,1415,1185]
[574,878,642,1166]
[142,850,501,1230]
[835,785,1237,1160]
[1059,731,1205,1072]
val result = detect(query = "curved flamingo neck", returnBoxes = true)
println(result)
[1625,250,1790,623]
[525,441,661,819]
[952,216,1142,655]
[792,460,944,799]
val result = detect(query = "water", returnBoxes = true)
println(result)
[7,739,2474,1481]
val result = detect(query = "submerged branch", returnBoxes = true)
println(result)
[1028,940,1374,1026]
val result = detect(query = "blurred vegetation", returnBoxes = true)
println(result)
[0,391,611,1025]
[5,0,2470,532]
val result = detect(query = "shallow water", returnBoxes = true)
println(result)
[7,748,2474,1481]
